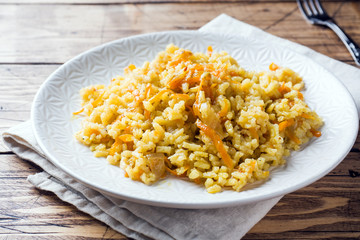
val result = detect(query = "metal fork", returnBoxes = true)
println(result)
[297,0,360,66]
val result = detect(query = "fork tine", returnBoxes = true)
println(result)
[302,0,314,16]
[308,0,319,15]
[298,0,360,65]
[297,0,310,18]
[314,0,327,16]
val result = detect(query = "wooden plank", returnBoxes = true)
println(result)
[0,65,59,148]
[247,179,360,238]
[0,0,340,4]
[0,65,59,114]
[0,2,359,64]
[0,0,346,3]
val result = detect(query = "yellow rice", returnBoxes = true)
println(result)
[74,44,323,193]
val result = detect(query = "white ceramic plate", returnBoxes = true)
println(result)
[32,30,358,209]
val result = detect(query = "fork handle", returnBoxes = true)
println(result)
[325,21,360,66]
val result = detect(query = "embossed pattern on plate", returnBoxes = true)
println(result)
[32,31,358,208]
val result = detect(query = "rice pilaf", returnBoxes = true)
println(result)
[74,44,323,193]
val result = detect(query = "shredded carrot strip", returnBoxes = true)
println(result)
[186,75,201,85]
[286,130,301,144]
[168,58,184,67]
[129,89,144,108]
[269,62,279,71]
[109,138,121,156]
[230,79,241,85]
[278,118,295,131]
[246,160,256,174]
[123,125,132,133]
[133,168,144,180]
[207,46,213,56]
[229,71,239,77]
[100,136,111,143]
[310,128,322,137]
[168,51,192,67]
[298,91,304,100]
[196,119,233,169]
[238,160,256,174]
[92,92,105,107]
[278,82,291,95]
[124,64,136,73]
[193,178,202,184]
[251,161,256,171]
[165,166,188,177]
[173,93,190,102]
[144,109,151,120]
[88,129,100,135]
[203,84,214,102]
[73,108,84,115]
[168,68,204,90]
[128,64,136,70]
[196,73,213,102]
[167,75,185,90]
[288,100,295,108]
[148,89,172,103]
[301,113,315,120]
[141,84,153,117]
[205,64,214,72]
[192,77,206,118]
[218,100,229,117]
[193,64,205,72]
[165,166,178,175]
[118,134,133,142]
[180,167,189,177]
[213,66,226,78]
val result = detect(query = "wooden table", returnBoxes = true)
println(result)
[1,0,360,239]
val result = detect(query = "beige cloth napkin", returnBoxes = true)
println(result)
[3,14,360,240]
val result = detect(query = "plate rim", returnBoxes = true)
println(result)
[31,30,359,209]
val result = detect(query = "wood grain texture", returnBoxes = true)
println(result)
[0,0,344,4]
[0,2,359,64]
[0,0,347,3]
[0,65,60,151]
[0,65,59,126]
[1,0,360,239]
